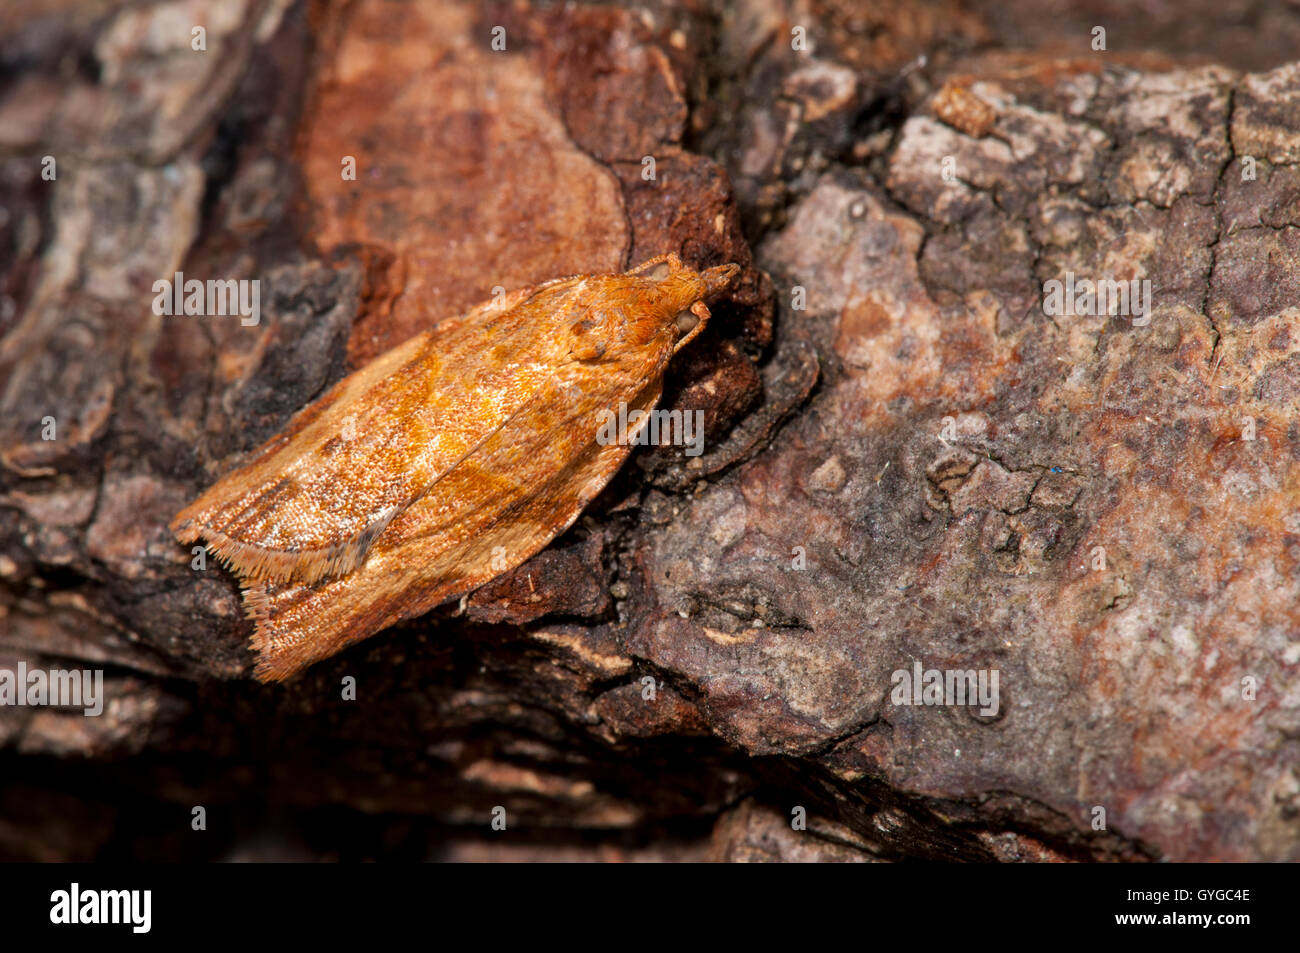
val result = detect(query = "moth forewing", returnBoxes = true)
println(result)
[248,377,665,681]
[172,306,570,586]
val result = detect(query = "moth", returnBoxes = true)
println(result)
[172,254,739,681]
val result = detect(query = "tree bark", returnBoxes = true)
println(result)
[2,0,1298,861]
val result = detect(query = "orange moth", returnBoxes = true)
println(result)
[172,254,739,681]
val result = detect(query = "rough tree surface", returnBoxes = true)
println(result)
[1,0,1297,861]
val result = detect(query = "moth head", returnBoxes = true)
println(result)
[566,257,741,361]
[634,255,741,353]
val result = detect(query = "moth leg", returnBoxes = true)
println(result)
[628,253,684,280]
[673,300,711,354]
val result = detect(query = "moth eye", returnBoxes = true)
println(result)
[675,310,699,334]
[646,263,672,281]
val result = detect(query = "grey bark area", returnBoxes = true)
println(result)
[1,0,1299,862]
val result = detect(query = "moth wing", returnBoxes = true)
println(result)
[243,370,666,682]
[171,286,563,586]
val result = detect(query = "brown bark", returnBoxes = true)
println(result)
[2,0,1298,861]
